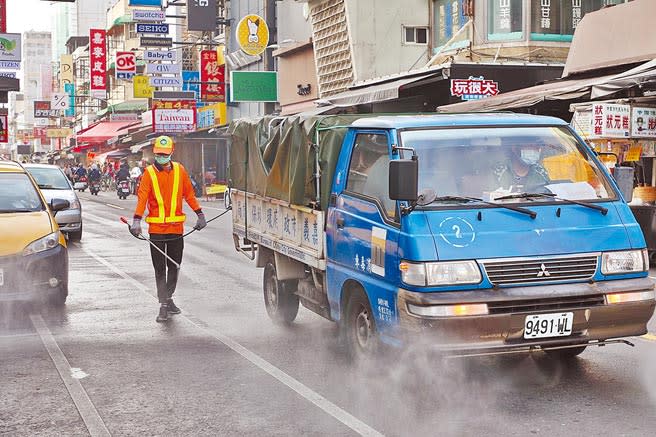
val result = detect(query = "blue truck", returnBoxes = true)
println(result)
[229,113,655,359]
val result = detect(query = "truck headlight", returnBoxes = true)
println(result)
[400,260,482,286]
[601,249,648,275]
[407,303,489,317]
[23,232,60,256]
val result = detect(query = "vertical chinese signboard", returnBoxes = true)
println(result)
[591,103,630,139]
[200,50,225,102]
[0,114,7,143]
[89,29,107,98]
[0,0,6,34]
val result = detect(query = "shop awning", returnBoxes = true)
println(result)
[75,121,141,145]
[316,70,443,107]
[96,101,149,118]
[591,58,656,99]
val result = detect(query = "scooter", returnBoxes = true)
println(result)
[74,175,88,192]
[89,179,101,196]
[117,179,130,200]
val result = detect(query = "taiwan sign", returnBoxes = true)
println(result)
[188,0,217,32]
[200,50,225,102]
[136,23,169,34]
[591,103,630,138]
[450,76,499,100]
[0,33,21,62]
[631,107,656,138]
[236,14,269,56]
[152,100,196,133]
[89,29,107,98]
[116,51,136,79]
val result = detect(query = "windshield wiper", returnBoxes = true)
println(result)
[38,184,54,189]
[493,192,608,215]
[430,195,537,219]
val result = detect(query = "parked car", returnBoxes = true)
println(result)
[24,163,83,241]
[0,160,70,305]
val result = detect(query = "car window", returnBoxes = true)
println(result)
[0,173,45,213]
[346,133,396,219]
[25,167,72,190]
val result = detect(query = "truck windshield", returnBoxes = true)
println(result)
[399,126,615,205]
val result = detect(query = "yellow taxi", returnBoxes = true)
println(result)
[0,160,70,305]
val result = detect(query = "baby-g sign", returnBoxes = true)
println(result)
[236,14,269,56]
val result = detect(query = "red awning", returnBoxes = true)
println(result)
[75,121,141,145]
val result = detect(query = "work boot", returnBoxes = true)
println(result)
[167,299,181,315]
[156,304,169,323]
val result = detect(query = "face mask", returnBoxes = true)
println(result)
[519,149,540,165]
[155,155,171,165]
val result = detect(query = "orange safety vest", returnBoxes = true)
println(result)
[144,163,186,224]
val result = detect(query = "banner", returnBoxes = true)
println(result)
[115,51,136,79]
[89,29,107,97]
[0,33,22,62]
[591,103,630,139]
[632,107,656,138]
[188,0,217,32]
[152,100,196,133]
[64,83,75,117]
[60,54,73,90]
[200,50,225,102]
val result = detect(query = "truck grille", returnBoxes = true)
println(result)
[481,254,598,286]
[487,294,605,315]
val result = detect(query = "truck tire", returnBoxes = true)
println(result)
[263,261,299,324]
[342,288,378,361]
[544,345,587,360]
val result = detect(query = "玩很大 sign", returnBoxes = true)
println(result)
[146,63,181,75]
[136,23,169,34]
[197,103,226,129]
[132,9,166,22]
[230,71,277,102]
[631,107,656,138]
[115,51,137,79]
[129,0,162,8]
[89,29,107,98]
[450,76,500,101]
[188,0,217,32]
[133,75,154,98]
[0,33,22,62]
[144,50,177,62]
[236,14,269,56]
[591,103,630,138]
[150,76,183,88]
[200,50,225,102]
[140,37,172,47]
[152,99,196,133]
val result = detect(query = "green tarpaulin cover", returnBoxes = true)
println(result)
[228,114,373,211]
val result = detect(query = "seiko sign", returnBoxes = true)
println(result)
[146,63,182,75]
[144,50,177,62]
[136,23,169,34]
[132,9,166,22]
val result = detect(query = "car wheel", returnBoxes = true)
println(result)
[68,225,82,242]
[342,287,378,361]
[544,345,587,360]
[263,260,299,324]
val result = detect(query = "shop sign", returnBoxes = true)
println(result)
[152,99,196,133]
[0,71,15,78]
[182,71,200,100]
[0,0,6,34]
[136,23,169,34]
[0,114,7,143]
[188,0,217,32]
[144,50,177,62]
[51,93,69,111]
[129,0,162,6]
[110,113,139,122]
[33,127,47,142]
[89,29,107,98]
[631,107,656,138]
[150,76,183,88]
[34,101,57,118]
[140,37,172,48]
[591,103,630,138]
[133,75,154,98]
[0,33,21,62]
[197,103,226,129]
[146,63,181,75]
[60,54,73,88]
[230,71,277,102]
[236,14,269,56]
[131,9,165,22]
[450,76,499,100]
[570,109,592,138]
[0,60,19,69]
[46,128,73,138]
[200,50,225,102]
[116,51,136,79]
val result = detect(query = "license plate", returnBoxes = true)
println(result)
[523,312,573,339]
[122,188,130,193]
[0,268,4,286]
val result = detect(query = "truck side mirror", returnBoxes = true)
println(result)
[389,159,418,202]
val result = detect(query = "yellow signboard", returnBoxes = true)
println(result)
[133,75,154,98]
[60,54,74,91]
[197,102,227,128]
[625,145,642,162]
[236,14,269,56]
[46,128,73,138]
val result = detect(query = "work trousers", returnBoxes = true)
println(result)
[149,233,184,304]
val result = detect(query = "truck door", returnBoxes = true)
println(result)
[327,131,400,332]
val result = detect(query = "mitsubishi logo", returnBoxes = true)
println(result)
[537,263,551,277]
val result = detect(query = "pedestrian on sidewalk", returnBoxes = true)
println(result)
[129,136,207,323]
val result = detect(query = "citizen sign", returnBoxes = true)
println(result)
[144,50,177,62]
[136,23,169,34]
[150,77,183,87]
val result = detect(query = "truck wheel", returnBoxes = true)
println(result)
[343,288,378,361]
[544,345,586,360]
[263,261,299,324]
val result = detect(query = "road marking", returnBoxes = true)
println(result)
[30,314,111,437]
[105,203,125,210]
[642,333,656,341]
[75,243,384,437]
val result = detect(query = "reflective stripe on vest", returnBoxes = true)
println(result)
[145,163,186,224]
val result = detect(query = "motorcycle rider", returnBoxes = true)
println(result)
[116,162,130,182]
[89,164,101,182]
[74,163,87,181]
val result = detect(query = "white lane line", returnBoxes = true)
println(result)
[75,242,383,437]
[105,203,125,210]
[30,314,111,437]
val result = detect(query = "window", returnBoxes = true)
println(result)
[433,0,467,48]
[488,0,523,41]
[404,26,428,44]
[346,133,396,219]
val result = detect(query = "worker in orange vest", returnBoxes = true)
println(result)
[130,135,206,323]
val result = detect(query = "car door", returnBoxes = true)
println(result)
[326,130,401,331]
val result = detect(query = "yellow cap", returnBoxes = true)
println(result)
[153,136,174,154]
